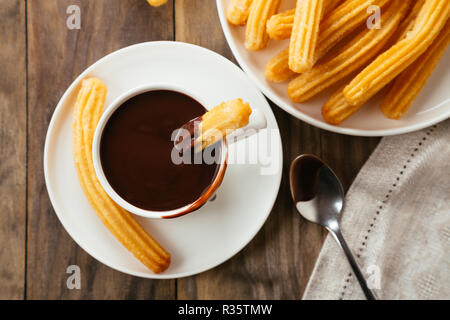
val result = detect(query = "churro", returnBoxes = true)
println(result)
[245,0,281,51]
[323,0,345,17]
[266,0,342,40]
[265,0,391,82]
[289,0,325,73]
[343,0,450,106]
[388,0,425,44]
[195,99,252,150]
[73,78,170,273]
[265,48,296,83]
[146,0,167,7]
[317,0,391,61]
[322,88,363,125]
[227,0,254,26]
[266,8,296,40]
[288,0,409,103]
[381,21,450,119]
[267,0,390,45]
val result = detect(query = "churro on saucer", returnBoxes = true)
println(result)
[73,78,171,273]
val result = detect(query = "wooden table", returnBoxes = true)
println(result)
[1,0,379,299]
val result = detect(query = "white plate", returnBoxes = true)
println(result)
[44,42,282,279]
[217,0,450,136]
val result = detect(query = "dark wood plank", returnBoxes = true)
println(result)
[26,0,175,299]
[175,0,334,299]
[320,132,380,192]
[175,0,234,58]
[0,0,27,300]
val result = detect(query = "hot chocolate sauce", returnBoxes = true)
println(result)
[290,155,324,202]
[100,90,221,211]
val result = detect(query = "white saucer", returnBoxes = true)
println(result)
[217,0,450,136]
[44,41,283,279]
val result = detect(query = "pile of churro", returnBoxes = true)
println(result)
[73,78,171,273]
[227,0,450,124]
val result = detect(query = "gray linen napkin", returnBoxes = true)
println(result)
[303,120,450,300]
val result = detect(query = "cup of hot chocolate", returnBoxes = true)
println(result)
[92,83,266,219]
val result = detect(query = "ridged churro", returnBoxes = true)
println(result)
[289,0,325,73]
[266,0,342,40]
[323,0,345,16]
[195,99,252,150]
[323,0,345,17]
[288,0,409,103]
[343,0,450,106]
[265,48,296,83]
[227,0,254,26]
[266,8,296,40]
[245,0,282,51]
[388,0,424,44]
[265,0,391,82]
[317,0,391,61]
[146,0,167,7]
[381,21,450,119]
[322,88,364,125]
[267,0,389,45]
[73,78,170,273]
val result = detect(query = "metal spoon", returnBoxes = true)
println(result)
[289,154,376,300]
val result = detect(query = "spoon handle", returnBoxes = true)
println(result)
[328,226,377,300]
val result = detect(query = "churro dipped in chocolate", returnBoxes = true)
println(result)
[176,99,252,151]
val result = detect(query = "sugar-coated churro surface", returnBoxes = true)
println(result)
[226,0,450,125]
[73,78,171,273]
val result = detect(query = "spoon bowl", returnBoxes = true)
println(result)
[290,154,376,300]
[290,154,344,226]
